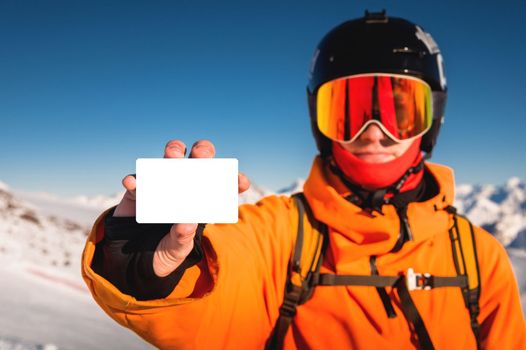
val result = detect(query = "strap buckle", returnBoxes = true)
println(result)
[406,268,432,291]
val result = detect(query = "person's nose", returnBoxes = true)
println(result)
[357,123,387,143]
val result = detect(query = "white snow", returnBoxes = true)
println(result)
[0,337,57,350]
[70,192,124,209]
[238,183,272,204]
[0,264,152,350]
[454,178,526,246]
[277,178,305,195]
[462,197,501,227]
[14,190,121,227]
[0,185,152,349]
[455,184,475,197]
[238,178,304,205]
[506,177,522,189]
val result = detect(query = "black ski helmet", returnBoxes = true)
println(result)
[307,10,447,158]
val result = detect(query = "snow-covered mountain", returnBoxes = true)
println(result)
[238,182,273,204]
[455,177,526,247]
[277,178,306,196]
[237,179,305,204]
[0,183,89,272]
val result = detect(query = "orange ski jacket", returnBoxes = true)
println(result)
[82,158,526,349]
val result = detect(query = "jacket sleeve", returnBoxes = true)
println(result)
[475,227,526,349]
[90,207,204,300]
[81,195,297,349]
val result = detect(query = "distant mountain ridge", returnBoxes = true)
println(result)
[455,177,526,247]
[10,175,525,247]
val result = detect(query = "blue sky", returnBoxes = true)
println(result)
[1,0,525,196]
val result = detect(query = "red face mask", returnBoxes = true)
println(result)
[331,138,423,191]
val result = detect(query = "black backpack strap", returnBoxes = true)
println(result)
[395,278,435,350]
[447,207,482,349]
[266,283,304,350]
[266,193,325,350]
[267,200,480,350]
[315,268,468,350]
[315,271,466,289]
[370,256,397,318]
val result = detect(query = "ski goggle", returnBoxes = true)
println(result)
[316,73,433,143]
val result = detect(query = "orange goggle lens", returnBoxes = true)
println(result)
[317,74,433,143]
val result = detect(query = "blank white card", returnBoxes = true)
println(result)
[136,158,238,224]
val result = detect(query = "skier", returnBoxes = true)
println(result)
[82,11,526,349]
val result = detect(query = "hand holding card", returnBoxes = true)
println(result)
[112,139,251,277]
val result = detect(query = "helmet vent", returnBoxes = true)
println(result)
[393,47,426,58]
[364,9,388,23]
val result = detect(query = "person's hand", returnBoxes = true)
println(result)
[113,139,250,277]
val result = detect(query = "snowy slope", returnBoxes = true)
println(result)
[0,183,151,349]
[0,265,151,350]
[0,184,88,272]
